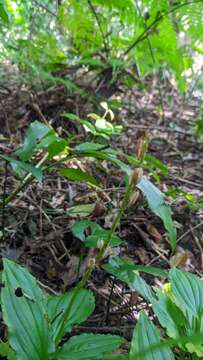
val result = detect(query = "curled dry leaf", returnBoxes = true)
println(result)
[170,247,192,269]
[147,224,162,243]
[128,190,140,207]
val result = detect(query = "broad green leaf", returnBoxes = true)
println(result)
[73,149,131,175]
[144,155,169,177]
[62,113,81,121]
[59,168,98,186]
[102,356,129,360]
[130,312,175,360]
[75,142,108,152]
[72,221,122,248]
[1,259,54,360]
[68,204,95,217]
[15,121,51,161]
[186,342,203,357]
[72,220,100,242]
[137,178,176,251]
[38,132,67,158]
[104,257,167,278]
[103,257,155,302]
[0,155,43,182]
[46,289,95,343]
[57,333,125,360]
[47,138,67,158]
[124,264,168,278]
[0,342,16,360]
[151,289,187,339]
[169,268,203,318]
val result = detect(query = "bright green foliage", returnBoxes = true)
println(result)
[104,257,203,358]
[1,258,55,360]
[130,311,174,359]
[1,258,125,360]
[0,0,203,90]
[0,0,10,23]
[2,257,203,359]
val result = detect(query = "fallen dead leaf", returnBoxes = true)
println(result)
[147,224,162,243]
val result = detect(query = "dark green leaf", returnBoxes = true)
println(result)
[75,142,108,152]
[103,257,155,302]
[57,333,125,360]
[46,289,95,343]
[137,178,176,251]
[1,259,54,360]
[151,289,187,339]
[0,155,43,182]
[86,229,122,248]
[72,221,122,248]
[169,268,203,318]
[16,121,51,161]
[130,311,174,359]
[72,220,100,242]
[59,168,98,186]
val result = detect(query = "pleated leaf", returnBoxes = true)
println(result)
[1,259,54,360]
[57,333,125,360]
[130,312,174,360]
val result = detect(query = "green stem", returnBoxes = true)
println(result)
[54,179,134,347]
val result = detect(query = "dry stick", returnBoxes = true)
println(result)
[105,276,116,324]
[177,221,203,243]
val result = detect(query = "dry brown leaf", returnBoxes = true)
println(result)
[147,224,162,243]
[170,248,192,268]
[128,190,140,207]
[91,202,106,217]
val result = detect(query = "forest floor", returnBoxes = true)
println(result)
[0,72,203,343]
